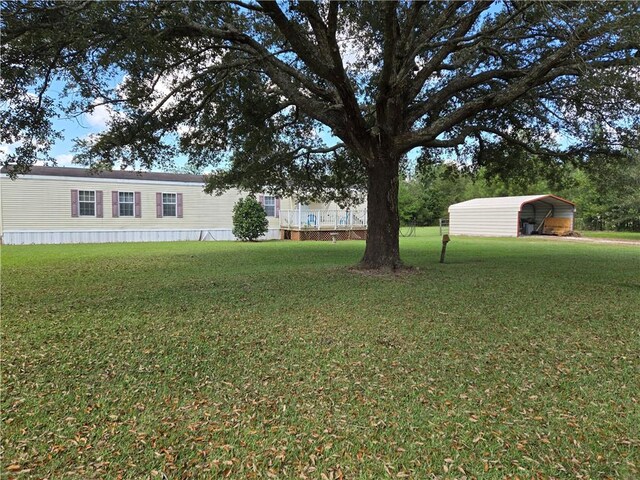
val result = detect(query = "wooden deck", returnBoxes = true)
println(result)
[279,209,367,240]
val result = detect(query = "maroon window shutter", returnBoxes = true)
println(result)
[96,190,104,218]
[112,191,119,217]
[71,189,79,217]
[259,194,264,206]
[275,198,281,218]
[177,193,183,218]
[134,192,141,218]
[156,192,163,218]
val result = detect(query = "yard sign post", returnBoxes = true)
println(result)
[440,235,450,264]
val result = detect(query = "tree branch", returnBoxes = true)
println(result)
[160,15,341,127]
[255,2,371,161]
[375,1,401,135]
[479,126,628,158]
[406,1,493,102]
[407,68,526,124]
[257,1,333,79]
[292,143,346,159]
[398,11,632,152]
[229,1,264,13]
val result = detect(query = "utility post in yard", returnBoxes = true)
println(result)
[440,235,450,264]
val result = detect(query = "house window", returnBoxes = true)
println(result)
[263,195,276,217]
[163,193,177,217]
[79,190,95,216]
[119,192,134,217]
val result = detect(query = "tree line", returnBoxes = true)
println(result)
[399,154,640,232]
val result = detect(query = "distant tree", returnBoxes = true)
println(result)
[568,153,640,231]
[2,1,639,268]
[232,196,269,241]
[398,176,428,225]
[401,163,476,225]
[164,163,206,175]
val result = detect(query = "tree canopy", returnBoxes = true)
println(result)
[2,1,639,267]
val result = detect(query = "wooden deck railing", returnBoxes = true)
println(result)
[280,209,367,230]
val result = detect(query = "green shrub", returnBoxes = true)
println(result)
[232,196,269,241]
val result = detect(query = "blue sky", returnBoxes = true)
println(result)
[49,106,114,165]
[1,77,130,168]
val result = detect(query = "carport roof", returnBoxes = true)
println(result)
[449,194,575,211]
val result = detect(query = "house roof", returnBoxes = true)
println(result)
[449,194,575,211]
[1,165,205,183]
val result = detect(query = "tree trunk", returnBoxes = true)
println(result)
[359,154,402,269]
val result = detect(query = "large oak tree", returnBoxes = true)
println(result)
[2,1,639,268]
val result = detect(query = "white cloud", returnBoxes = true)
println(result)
[338,34,380,72]
[0,144,11,156]
[53,153,77,167]
[21,154,77,168]
[84,99,115,129]
[176,124,195,137]
[0,141,20,156]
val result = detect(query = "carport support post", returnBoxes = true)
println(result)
[440,235,450,264]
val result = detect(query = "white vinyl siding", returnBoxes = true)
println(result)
[0,176,283,234]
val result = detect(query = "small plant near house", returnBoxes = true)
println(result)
[232,196,268,241]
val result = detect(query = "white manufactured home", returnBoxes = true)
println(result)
[0,166,367,245]
[448,195,575,237]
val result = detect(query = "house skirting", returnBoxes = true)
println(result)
[281,229,367,241]
[1,228,282,245]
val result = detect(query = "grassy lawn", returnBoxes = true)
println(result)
[2,227,639,479]
[579,230,640,241]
